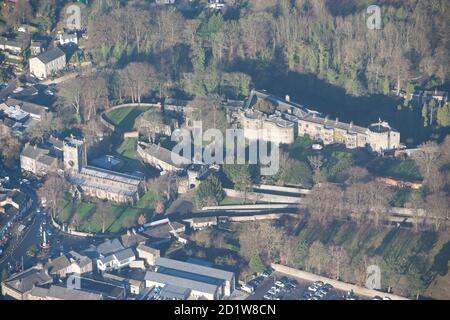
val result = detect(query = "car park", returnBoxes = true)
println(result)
[274,281,285,288]
[263,294,273,300]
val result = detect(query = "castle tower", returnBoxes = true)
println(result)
[63,135,86,173]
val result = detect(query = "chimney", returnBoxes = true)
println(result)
[127,230,131,236]
[349,121,353,129]
[324,115,328,123]
[335,117,339,124]
[132,228,136,235]
[285,95,290,102]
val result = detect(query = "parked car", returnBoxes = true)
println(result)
[261,267,274,278]
[263,294,273,300]
[308,285,319,292]
[241,284,254,294]
[316,289,328,298]
[274,281,285,288]
[313,281,324,287]
[303,291,313,299]
[322,283,333,290]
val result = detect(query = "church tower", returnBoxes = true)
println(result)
[63,135,86,173]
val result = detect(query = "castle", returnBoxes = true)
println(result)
[240,90,400,153]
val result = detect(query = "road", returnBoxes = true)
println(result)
[0,174,96,273]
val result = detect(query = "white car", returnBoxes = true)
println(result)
[308,285,318,292]
[263,294,273,300]
[268,287,279,295]
[274,281,285,288]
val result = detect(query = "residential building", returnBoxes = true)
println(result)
[27,285,102,300]
[0,188,31,216]
[29,47,66,79]
[120,229,148,248]
[66,250,94,274]
[0,35,30,54]
[2,98,49,121]
[30,40,47,56]
[45,255,72,277]
[97,248,136,272]
[136,243,160,266]
[59,32,78,46]
[1,265,52,300]
[20,143,60,176]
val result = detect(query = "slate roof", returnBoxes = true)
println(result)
[145,271,218,295]
[4,267,52,294]
[155,257,234,283]
[45,255,71,274]
[114,248,135,262]
[29,285,102,300]
[96,239,124,256]
[36,47,65,64]
[21,144,48,160]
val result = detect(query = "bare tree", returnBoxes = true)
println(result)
[308,155,325,185]
[120,62,156,104]
[304,183,345,224]
[94,201,114,234]
[38,174,67,219]
[0,123,21,167]
[425,192,450,231]
[329,246,351,281]
[365,181,393,226]
[307,240,330,275]
[414,141,442,183]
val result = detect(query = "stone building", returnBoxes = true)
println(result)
[137,142,189,172]
[64,136,145,204]
[20,143,60,176]
[29,47,66,79]
[241,90,400,153]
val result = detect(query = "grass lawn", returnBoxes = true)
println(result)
[59,200,74,223]
[136,190,164,210]
[105,107,147,131]
[116,138,137,159]
[220,196,246,205]
[107,206,143,233]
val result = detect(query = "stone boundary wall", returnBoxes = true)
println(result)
[51,215,93,238]
[223,213,297,222]
[224,188,303,204]
[202,204,296,211]
[100,103,162,132]
[271,264,409,300]
[254,184,310,194]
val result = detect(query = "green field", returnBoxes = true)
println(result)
[116,138,137,159]
[105,107,147,131]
